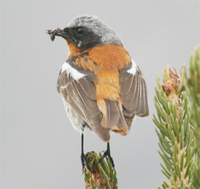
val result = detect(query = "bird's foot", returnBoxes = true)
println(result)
[81,152,95,173]
[97,148,115,169]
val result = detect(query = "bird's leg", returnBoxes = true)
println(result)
[80,133,94,173]
[97,142,115,168]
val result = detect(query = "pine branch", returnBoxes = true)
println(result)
[83,152,118,189]
[154,45,200,189]
[184,45,200,189]
[153,66,194,188]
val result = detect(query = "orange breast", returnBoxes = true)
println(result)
[67,43,131,102]
[88,45,131,70]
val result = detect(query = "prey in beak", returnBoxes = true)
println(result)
[46,27,76,47]
[46,28,62,41]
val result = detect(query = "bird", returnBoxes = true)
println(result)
[47,15,149,171]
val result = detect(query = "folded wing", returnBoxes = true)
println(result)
[57,61,110,142]
[119,61,149,129]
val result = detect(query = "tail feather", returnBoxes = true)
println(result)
[101,99,129,135]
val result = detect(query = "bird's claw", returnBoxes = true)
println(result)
[81,153,95,173]
[97,149,115,169]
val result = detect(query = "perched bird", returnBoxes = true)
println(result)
[47,15,149,171]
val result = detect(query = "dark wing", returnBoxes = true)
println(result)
[57,61,110,142]
[119,62,149,129]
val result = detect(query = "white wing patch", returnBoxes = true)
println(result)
[61,62,85,80]
[127,59,138,76]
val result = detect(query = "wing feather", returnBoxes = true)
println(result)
[77,78,97,100]
[120,62,149,128]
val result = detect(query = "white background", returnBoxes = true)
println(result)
[1,1,200,188]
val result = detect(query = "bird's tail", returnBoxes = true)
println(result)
[99,99,129,135]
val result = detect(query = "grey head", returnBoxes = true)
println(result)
[55,15,123,49]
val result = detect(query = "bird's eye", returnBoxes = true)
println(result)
[77,27,85,35]
[63,27,68,32]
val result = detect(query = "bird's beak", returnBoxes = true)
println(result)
[46,28,67,41]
